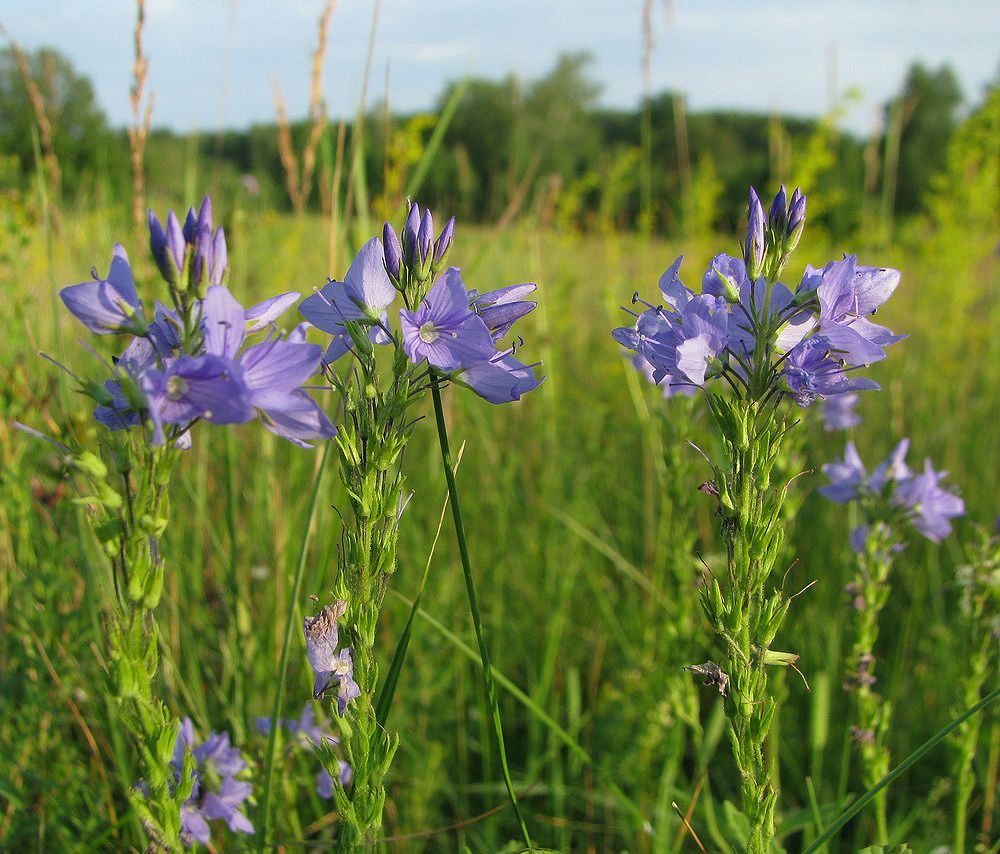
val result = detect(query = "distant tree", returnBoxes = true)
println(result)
[0,46,112,196]
[517,52,602,187]
[438,76,520,219]
[891,62,963,213]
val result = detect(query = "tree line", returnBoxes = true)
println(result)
[0,47,978,238]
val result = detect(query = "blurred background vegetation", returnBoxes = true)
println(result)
[0,45,987,240]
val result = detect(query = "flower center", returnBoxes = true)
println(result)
[418,322,439,344]
[166,375,188,401]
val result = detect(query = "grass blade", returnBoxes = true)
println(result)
[803,684,1000,853]
[403,76,470,204]
[256,443,331,850]
[429,376,534,850]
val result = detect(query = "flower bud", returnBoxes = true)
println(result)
[182,206,198,243]
[210,225,228,286]
[196,195,213,234]
[382,221,402,284]
[80,378,114,407]
[148,212,173,284]
[712,266,742,304]
[401,202,421,268]
[165,211,185,274]
[120,374,149,413]
[417,209,434,277]
[433,216,456,269]
[191,224,212,289]
[344,319,373,357]
[744,187,766,279]
[786,188,806,252]
[767,185,787,232]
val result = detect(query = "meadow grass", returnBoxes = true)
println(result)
[1,197,998,850]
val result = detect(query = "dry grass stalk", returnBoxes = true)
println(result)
[274,0,337,214]
[1,23,62,217]
[273,83,302,210]
[127,0,155,233]
[342,0,381,230]
[300,0,335,208]
[326,118,347,274]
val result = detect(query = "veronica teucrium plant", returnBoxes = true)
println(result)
[291,202,542,849]
[820,440,964,845]
[614,186,903,851]
[35,197,332,850]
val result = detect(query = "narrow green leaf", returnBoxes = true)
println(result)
[257,443,331,850]
[803,685,1000,853]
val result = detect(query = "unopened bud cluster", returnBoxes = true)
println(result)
[744,185,806,281]
[382,200,455,307]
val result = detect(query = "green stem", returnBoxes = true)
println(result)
[258,443,331,850]
[952,629,993,853]
[429,375,534,851]
[847,528,895,845]
[803,685,1000,853]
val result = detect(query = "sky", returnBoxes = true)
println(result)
[3,0,998,137]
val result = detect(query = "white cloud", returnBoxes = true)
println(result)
[413,42,468,63]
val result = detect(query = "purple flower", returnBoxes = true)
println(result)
[822,393,861,431]
[783,335,880,407]
[141,355,254,444]
[849,525,871,555]
[821,441,964,544]
[257,704,336,749]
[894,458,965,542]
[201,778,254,835]
[203,285,334,445]
[186,197,227,287]
[797,255,905,366]
[60,245,146,335]
[193,731,247,778]
[171,718,254,845]
[399,268,496,371]
[849,523,905,558]
[299,237,397,364]
[869,438,911,493]
[458,350,544,403]
[701,252,746,302]
[819,442,867,503]
[329,648,360,714]
[665,295,729,386]
[304,601,360,712]
[614,257,730,389]
[244,291,301,332]
[471,283,538,341]
[238,337,335,446]
[257,705,352,799]
[723,266,814,356]
[629,353,695,399]
[94,379,143,431]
